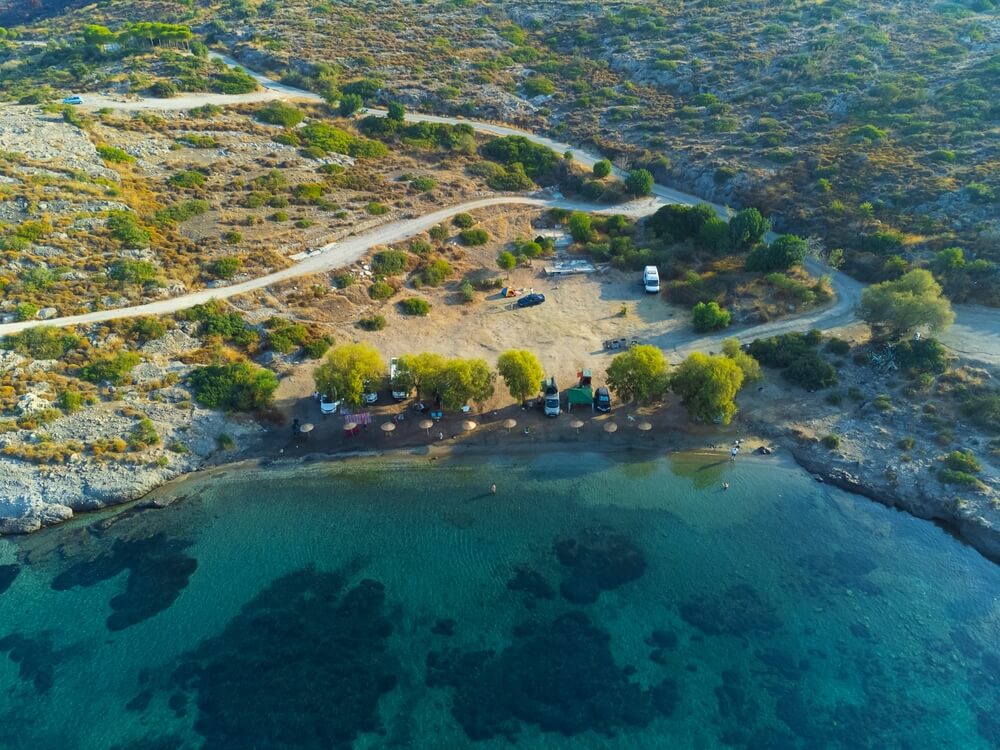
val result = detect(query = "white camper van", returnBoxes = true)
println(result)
[643,265,660,293]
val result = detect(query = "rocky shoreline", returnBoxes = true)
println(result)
[4,424,998,568]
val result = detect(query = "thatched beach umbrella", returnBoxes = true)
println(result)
[462,420,478,432]
[299,422,314,435]
[419,418,434,436]
[502,418,517,433]
[603,421,618,435]
[570,418,584,435]
[637,421,653,432]
[381,421,396,437]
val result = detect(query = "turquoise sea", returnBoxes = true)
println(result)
[0,450,998,749]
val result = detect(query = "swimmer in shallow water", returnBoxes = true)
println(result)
[723,483,730,490]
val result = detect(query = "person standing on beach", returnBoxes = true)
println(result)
[730,445,739,462]
[490,484,497,495]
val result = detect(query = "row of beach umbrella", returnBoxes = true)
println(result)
[368,417,653,436]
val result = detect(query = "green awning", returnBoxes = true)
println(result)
[566,387,593,406]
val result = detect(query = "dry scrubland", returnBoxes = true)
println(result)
[0,1,995,549]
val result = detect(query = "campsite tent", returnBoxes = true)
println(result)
[500,287,517,298]
[565,386,593,411]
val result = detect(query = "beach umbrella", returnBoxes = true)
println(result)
[343,422,358,437]
[502,418,517,433]
[569,418,584,435]
[419,418,434,436]
[462,420,478,432]
[637,421,652,432]
[603,421,618,435]
[299,422,314,434]
[381,422,396,437]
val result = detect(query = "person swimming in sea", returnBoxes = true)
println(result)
[723,482,730,490]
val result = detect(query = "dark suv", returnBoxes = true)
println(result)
[594,386,611,413]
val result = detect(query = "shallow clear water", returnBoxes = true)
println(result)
[0,451,998,749]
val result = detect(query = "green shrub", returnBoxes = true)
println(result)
[368,281,396,300]
[899,437,916,450]
[821,434,840,449]
[128,417,160,451]
[303,337,333,359]
[78,352,141,385]
[168,169,206,188]
[96,144,134,164]
[358,314,387,331]
[188,361,278,412]
[400,297,431,316]
[748,332,837,389]
[460,228,489,246]
[452,212,476,228]
[333,271,354,288]
[57,390,83,413]
[14,303,39,322]
[3,326,79,359]
[460,280,475,303]
[184,301,258,348]
[419,259,452,286]
[106,212,150,247]
[895,338,947,374]
[266,318,309,354]
[130,318,167,343]
[155,199,209,226]
[256,101,303,127]
[826,338,851,356]
[692,301,731,332]
[372,249,408,276]
[944,450,980,474]
[366,202,389,215]
[223,231,242,244]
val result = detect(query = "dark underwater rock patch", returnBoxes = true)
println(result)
[553,527,646,604]
[51,533,196,632]
[167,568,397,750]
[679,583,781,636]
[0,564,19,595]
[0,632,61,693]
[426,610,673,741]
[506,565,555,600]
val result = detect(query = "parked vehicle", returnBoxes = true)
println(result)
[62,95,83,105]
[594,386,612,413]
[517,293,545,308]
[643,265,660,294]
[578,368,592,387]
[362,382,378,405]
[541,377,560,417]
[320,393,340,415]
[390,357,410,401]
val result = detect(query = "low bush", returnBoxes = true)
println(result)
[400,298,431,316]
[748,331,837,389]
[96,144,134,164]
[78,352,141,385]
[452,213,476,228]
[692,301,731,332]
[372,249,408,276]
[460,228,489,246]
[128,418,160,451]
[943,450,981,474]
[821,434,840,449]
[303,337,333,359]
[358,314,387,331]
[460,280,475,303]
[206,256,241,279]
[368,281,396,300]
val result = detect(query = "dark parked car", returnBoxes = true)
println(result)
[594,386,611,413]
[516,293,545,308]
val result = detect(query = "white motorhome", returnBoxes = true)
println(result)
[643,265,660,294]
[390,357,410,401]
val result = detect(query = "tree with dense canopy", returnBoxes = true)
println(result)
[858,269,955,339]
[722,339,762,383]
[625,168,654,196]
[313,343,386,407]
[745,234,808,272]
[671,353,744,425]
[648,203,716,241]
[497,350,545,405]
[606,345,670,404]
[189,360,278,412]
[692,301,731,332]
[593,159,612,179]
[729,207,770,251]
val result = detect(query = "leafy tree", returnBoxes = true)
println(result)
[625,168,654,196]
[745,234,808,272]
[606,345,670,404]
[497,349,545,405]
[481,136,559,182]
[436,358,495,410]
[567,212,595,243]
[648,203,716,240]
[696,217,730,254]
[722,339,762,383]
[387,101,406,122]
[313,343,386,407]
[497,251,516,276]
[729,207,770,251]
[189,361,278,411]
[671,352,744,425]
[692,301,731,332]
[593,159,612,179]
[858,269,954,339]
[339,93,364,117]
[395,352,446,399]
